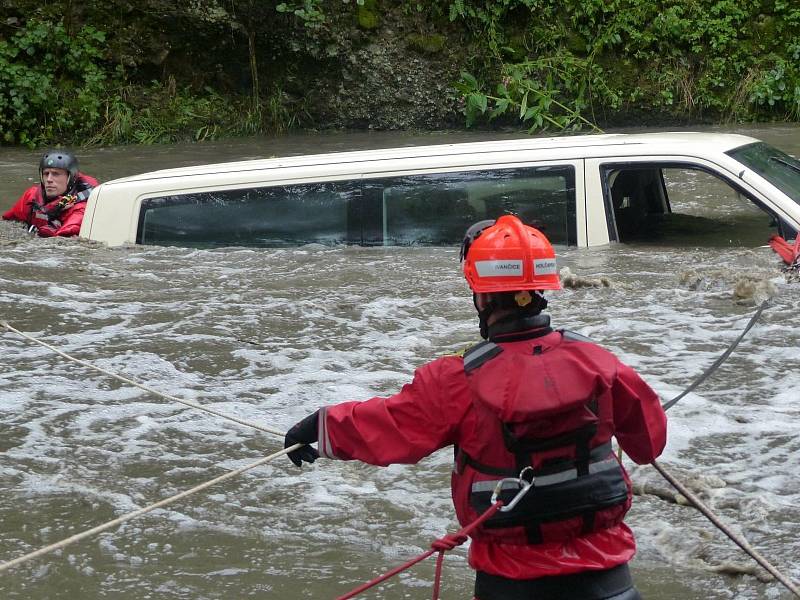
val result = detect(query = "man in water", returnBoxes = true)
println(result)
[284,215,667,600]
[2,149,98,237]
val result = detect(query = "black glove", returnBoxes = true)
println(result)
[284,410,320,467]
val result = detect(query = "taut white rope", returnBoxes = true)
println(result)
[1,320,285,438]
[0,444,300,573]
[652,460,800,598]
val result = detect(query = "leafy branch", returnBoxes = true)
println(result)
[454,54,609,133]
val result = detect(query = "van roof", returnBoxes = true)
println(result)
[106,132,759,185]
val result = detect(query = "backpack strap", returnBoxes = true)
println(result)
[463,341,503,373]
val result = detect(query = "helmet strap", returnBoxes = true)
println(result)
[474,291,549,339]
[473,293,497,340]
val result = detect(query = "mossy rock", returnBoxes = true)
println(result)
[357,0,380,30]
[406,33,446,54]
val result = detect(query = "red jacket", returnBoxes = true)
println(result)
[2,173,98,237]
[317,318,667,580]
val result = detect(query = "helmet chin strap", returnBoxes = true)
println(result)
[473,293,497,340]
[474,291,549,339]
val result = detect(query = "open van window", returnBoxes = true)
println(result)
[605,168,668,242]
[604,164,783,246]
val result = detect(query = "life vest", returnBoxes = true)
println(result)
[27,178,94,228]
[451,331,632,545]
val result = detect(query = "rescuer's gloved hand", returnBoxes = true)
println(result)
[284,410,320,467]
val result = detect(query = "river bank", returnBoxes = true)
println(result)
[2,2,799,147]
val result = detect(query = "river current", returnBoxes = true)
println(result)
[1,126,798,599]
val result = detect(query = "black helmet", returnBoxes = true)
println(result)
[39,148,79,190]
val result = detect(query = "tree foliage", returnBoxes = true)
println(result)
[445,0,800,130]
[1,0,334,146]
[0,19,107,145]
[0,0,798,146]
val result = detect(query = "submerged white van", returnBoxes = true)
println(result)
[80,132,800,249]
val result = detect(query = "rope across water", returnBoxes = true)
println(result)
[651,460,800,598]
[1,319,289,573]
[0,445,299,574]
[662,300,768,411]
[0,321,285,437]
[641,301,799,597]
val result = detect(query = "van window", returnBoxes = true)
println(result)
[662,168,779,245]
[604,164,780,246]
[361,166,577,246]
[136,165,577,248]
[137,182,360,247]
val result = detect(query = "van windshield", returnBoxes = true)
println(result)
[727,142,800,205]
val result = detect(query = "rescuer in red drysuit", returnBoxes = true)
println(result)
[2,148,98,237]
[285,215,667,600]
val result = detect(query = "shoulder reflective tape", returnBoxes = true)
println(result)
[475,260,523,277]
[76,188,94,202]
[463,341,503,372]
[533,258,557,275]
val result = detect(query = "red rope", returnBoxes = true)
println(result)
[432,550,446,600]
[335,500,505,600]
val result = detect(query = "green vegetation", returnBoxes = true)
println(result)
[356,0,381,29]
[446,0,800,131]
[0,19,107,145]
[0,0,798,147]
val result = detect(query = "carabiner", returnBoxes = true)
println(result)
[491,467,535,512]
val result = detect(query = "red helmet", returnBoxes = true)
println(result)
[461,215,561,293]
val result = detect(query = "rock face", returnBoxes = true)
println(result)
[305,8,466,130]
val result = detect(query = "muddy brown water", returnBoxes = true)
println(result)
[1,125,799,599]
